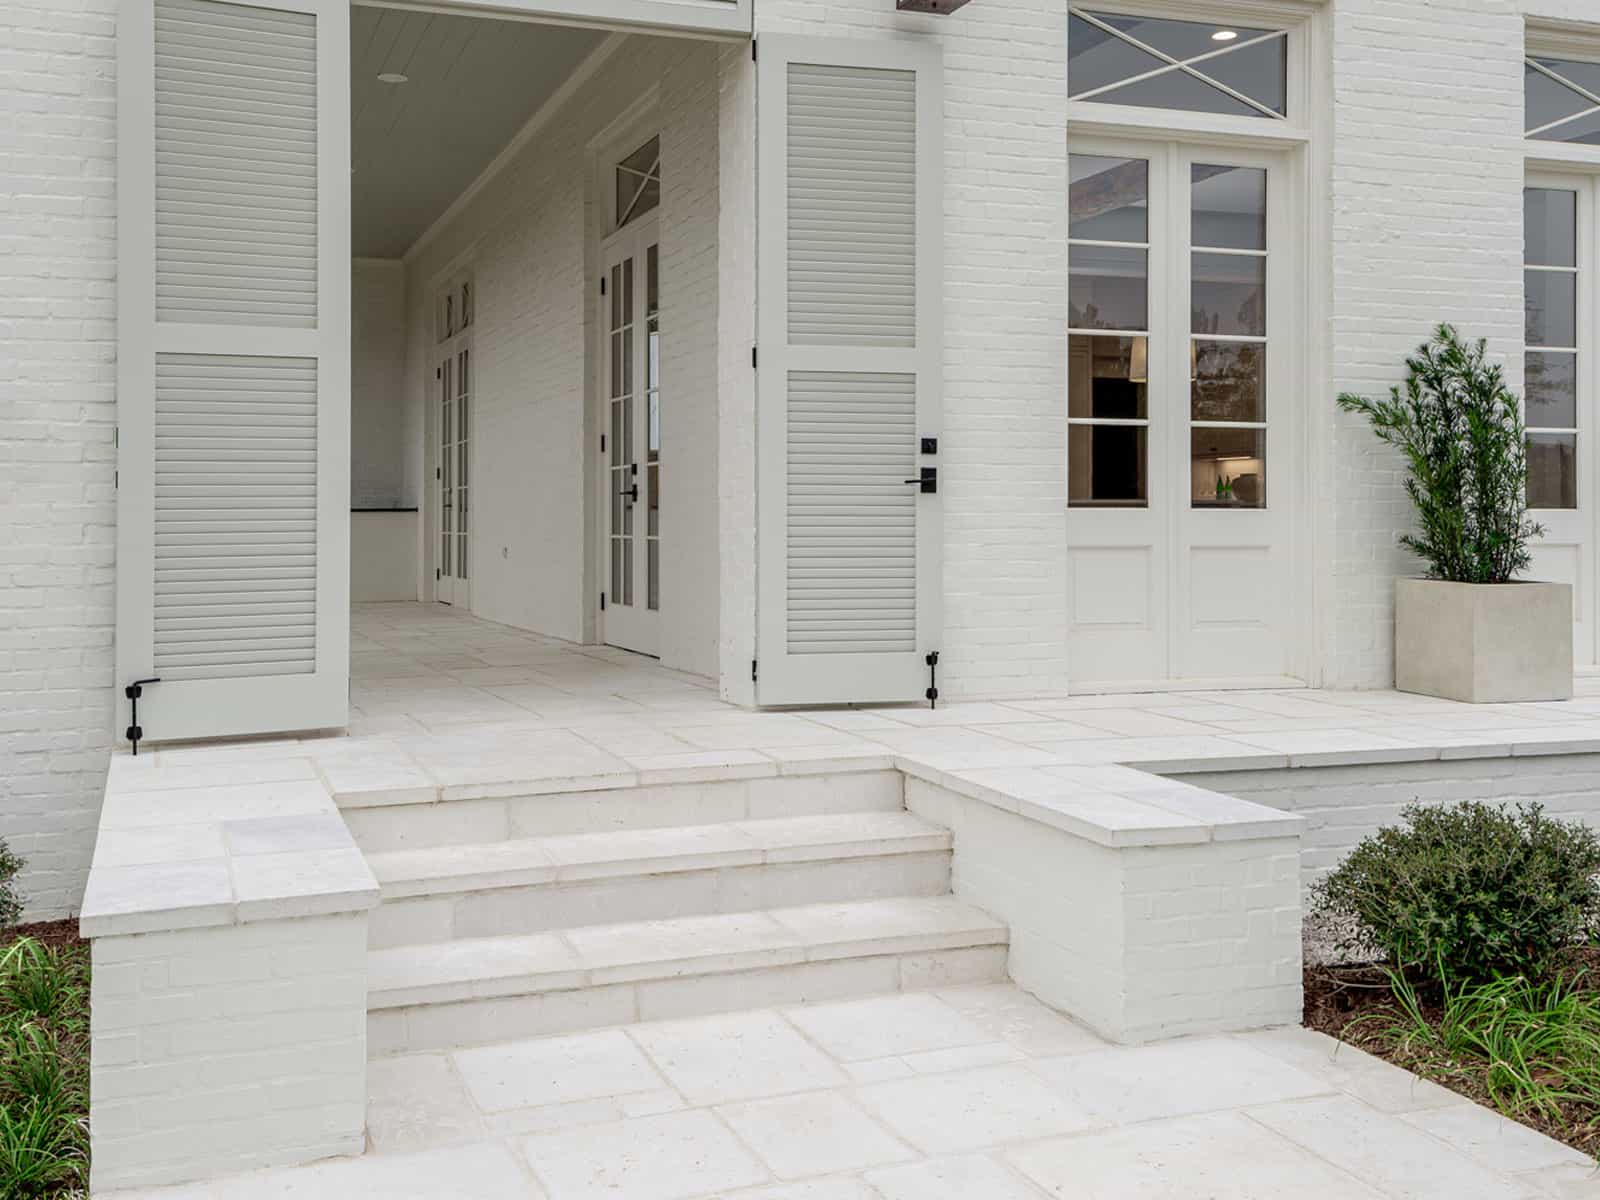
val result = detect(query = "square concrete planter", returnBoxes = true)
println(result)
[1394,578,1573,703]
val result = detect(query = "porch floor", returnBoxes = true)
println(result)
[323,602,1600,799]
[111,984,1597,1200]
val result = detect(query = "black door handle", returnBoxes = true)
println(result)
[902,467,937,494]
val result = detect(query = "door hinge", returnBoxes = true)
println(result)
[751,346,758,369]
[435,568,441,580]
[924,651,940,709]
[436,366,441,379]
[436,467,441,480]
[600,592,607,611]
[751,658,758,683]
[751,38,757,61]
[600,434,606,454]
[600,275,607,296]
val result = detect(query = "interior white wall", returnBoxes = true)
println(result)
[401,34,722,677]
[351,259,418,602]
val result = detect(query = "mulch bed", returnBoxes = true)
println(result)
[1304,953,1600,1161]
[9,919,86,954]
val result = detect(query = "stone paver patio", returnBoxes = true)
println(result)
[111,984,1599,1199]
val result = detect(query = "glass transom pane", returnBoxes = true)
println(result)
[1069,8,1287,118]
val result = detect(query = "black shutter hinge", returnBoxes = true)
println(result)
[751,38,757,61]
[601,592,607,611]
[601,434,606,453]
[751,346,758,369]
[435,568,441,580]
[436,366,441,379]
[124,677,161,756]
[751,658,758,683]
[924,651,939,709]
[600,275,607,296]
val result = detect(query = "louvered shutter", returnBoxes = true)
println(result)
[117,0,349,742]
[756,38,942,705]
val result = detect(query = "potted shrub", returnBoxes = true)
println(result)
[1338,324,1570,702]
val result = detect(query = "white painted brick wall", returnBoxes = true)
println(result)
[403,36,722,677]
[1326,0,1526,686]
[0,0,117,921]
[907,776,1302,1042]
[1175,755,1600,888]
[89,912,368,1190]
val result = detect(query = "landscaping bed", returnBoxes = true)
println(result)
[0,920,90,1199]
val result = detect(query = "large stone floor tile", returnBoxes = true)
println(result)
[934,984,1108,1057]
[452,1029,667,1112]
[854,1063,1098,1152]
[867,1153,1053,1200]
[781,991,991,1061]
[1402,1101,1594,1174]
[627,1010,847,1105]
[365,1053,486,1153]
[1006,1110,1390,1199]
[717,1090,915,1180]
[1252,1096,1549,1199]
[1029,1035,1331,1124]
[520,1110,767,1200]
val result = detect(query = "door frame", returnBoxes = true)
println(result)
[1524,168,1598,668]
[428,269,474,608]
[595,215,662,655]
[1065,131,1313,691]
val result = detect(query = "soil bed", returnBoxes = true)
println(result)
[1304,952,1600,1161]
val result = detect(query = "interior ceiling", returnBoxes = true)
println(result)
[351,6,606,258]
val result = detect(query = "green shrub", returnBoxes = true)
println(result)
[1336,323,1543,583]
[1312,801,1600,984]
[0,841,20,931]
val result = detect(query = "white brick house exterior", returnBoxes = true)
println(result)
[4,0,1600,924]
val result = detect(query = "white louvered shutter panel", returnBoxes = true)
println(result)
[757,39,942,706]
[117,0,349,743]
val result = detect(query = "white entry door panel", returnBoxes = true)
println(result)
[116,0,350,742]
[755,37,943,706]
[435,343,471,608]
[1068,140,1298,689]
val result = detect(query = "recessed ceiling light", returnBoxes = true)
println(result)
[377,72,409,84]
[1211,29,1238,41]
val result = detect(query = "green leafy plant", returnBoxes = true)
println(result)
[1312,801,1600,985]
[0,937,89,1198]
[1353,965,1600,1132]
[1337,323,1544,582]
[0,841,21,932]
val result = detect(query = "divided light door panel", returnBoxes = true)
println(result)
[1067,139,1295,688]
[755,36,943,706]
[116,0,350,742]
[1524,172,1595,667]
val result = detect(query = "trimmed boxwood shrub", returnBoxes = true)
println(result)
[1312,801,1600,985]
[0,840,20,931]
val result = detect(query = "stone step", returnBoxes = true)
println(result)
[366,896,1009,1055]
[366,811,953,948]
[340,768,905,854]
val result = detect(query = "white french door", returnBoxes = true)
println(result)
[600,222,661,656]
[435,340,471,607]
[1523,175,1594,666]
[1067,139,1299,689]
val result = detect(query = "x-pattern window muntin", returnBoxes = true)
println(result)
[1527,57,1600,142]
[616,136,661,229]
[1069,7,1288,121]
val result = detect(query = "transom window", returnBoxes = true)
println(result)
[436,274,471,343]
[1068,8,1288,120]
[1526,58,1600,144]
[615,135,660,229]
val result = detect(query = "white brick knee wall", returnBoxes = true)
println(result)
[1173,755,1600,890]
[89,913,369,1191]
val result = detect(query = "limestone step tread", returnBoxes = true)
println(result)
[367,895,1006,1009]
[366,811,952,899]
